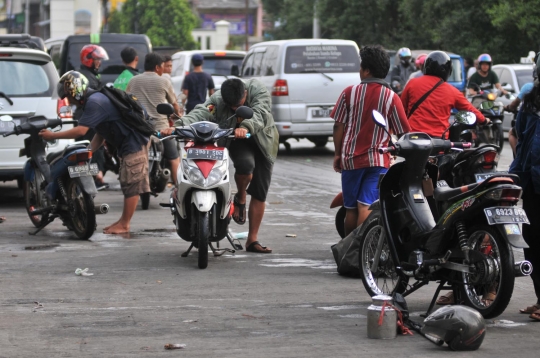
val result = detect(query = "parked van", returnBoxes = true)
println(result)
[241,39,360,147]
[58,33,152,85]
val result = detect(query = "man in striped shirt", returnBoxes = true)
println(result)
[331,45,410,236]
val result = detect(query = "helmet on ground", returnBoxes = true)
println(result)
[398,47,412,58]
[421,305,486,351]
[423,51,452,81]
[415,53,428,68]
[477,53,492,69]
[80,44,109,68]
[57,71,89,101]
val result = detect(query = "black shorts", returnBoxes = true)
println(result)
[162,137,179,160]
[228,138,273,202]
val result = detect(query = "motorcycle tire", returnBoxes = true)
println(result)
[140,193,150,210]
[23,166,49,228]
[197,211,210,269]
[335,206,346,239]
[309,136,329,148]
[67,179,96,240]
[458,224,514,319]
[494,124,504,153]
[359,211,408,296]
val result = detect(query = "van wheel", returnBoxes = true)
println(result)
[309,137,328,147]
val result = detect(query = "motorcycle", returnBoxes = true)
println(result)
[139,135,171,210]
[157,103,253,269]
[0,108,109,240]
[357,110,531,318]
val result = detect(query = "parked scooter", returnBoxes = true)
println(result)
[157,103,253,269]
[0,109,108,239]
[358,110,531,319]
[139,135,171,210]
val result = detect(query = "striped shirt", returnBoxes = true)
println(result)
[331,83,410,170]
[126,72,177,130]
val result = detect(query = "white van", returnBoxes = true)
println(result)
[240,39,360,147]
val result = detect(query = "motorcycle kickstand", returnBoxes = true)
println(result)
[29,216,56,236]
[422,280,452,318]
[181,243,195,257]
[209,242,235,257]
[226,229,244,251]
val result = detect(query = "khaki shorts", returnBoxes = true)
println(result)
[119,146,150,198]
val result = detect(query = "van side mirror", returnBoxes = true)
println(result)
[231,65,239,77]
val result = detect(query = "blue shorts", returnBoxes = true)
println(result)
[342,167,387,208]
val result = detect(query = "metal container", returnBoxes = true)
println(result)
[367,294,397,339]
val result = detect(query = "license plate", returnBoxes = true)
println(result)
[68,163,99,178]
[484,206,529,225]
[149,151,161,161]
[312,108,332,118]
[186,149,224,160]
[0,119,21,133]
[475,171,508,183]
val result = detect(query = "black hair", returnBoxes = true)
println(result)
[144,52,164,71]
[192,58,203,67]
[523,81,540,112]
[221,78,245,107]
[465,57,474,67]
[163,55,172,62]
[359,45,390,79]
[121,47,137,64]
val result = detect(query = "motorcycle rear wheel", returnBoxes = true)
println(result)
[359,211,408,296]
[23,166,49,228]
[459,225,514,318]
[67,179,96,240]
[197,211,210,269]
[335,206,346,239]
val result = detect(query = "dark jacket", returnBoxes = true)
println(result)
[510,107,540,193]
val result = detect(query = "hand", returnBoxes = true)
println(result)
[234,128,248,138]
[38,129,55,141]
[160,128,175,137]
[333,155,341,173]
[483,118,491,125]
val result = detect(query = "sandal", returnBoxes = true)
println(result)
[436,291,454,305]
[520,303,540,314]
[0,216,5,224]
[530,309,540,321]
[482,292,496,305]
[233,194,246,225]
[246,241,272,253]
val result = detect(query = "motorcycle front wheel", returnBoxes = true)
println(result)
[24,166,49,228]
[459,225,514,318]
[359,211,408,296]
[494,123,504,153]
[67,179,96,240]
[197,211,210,269]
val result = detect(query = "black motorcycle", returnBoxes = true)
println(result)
[139,135,171,210]
[468,85,508,152]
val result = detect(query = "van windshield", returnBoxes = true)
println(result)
[448,58,463,82]
[190,56,244,76]
[284,45,359,74]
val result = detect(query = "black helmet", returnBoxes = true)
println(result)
[423,51,453,81]
[421,305,486,351]
[534,51,540,80]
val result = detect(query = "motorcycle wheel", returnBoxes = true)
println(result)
[335,206,346,239]
[359,211,408,296]
[459,225,514,318]
[197,211,210,269]
[494,124,504,153]
[309,136,329,148]
[23,167,49,228]
[67,179,96,240]
[140,193,150,210]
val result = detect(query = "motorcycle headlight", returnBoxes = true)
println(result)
[206,160,228,187]
[182,159,227,187]
[487,93,496,101]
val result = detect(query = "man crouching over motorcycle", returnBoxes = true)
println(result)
[39,71,150,234]
[160,78,279,253]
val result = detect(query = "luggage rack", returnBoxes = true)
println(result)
[0,34,46,51]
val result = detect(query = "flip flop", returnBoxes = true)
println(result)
[0,216,5,224]
[436,291,454,305]
[530,309,540,321]
[233,194,246,225]
[246,241,272,253]
[520,303,540,314]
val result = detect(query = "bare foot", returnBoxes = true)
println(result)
[103,220,120,231]
[103,223,130,234]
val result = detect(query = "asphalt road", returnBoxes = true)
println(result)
[0,138,538,357]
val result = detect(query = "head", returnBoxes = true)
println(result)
[415,53,428,70]
[120,46,138,66]
[359,45,390,80]
[477,54,492,73]
[221,78,247,110]
[57,71,89,105]
[80,45,109,70]
[192,54,204,67]
[144,52,165,75]
[465,57,474,68]
[397,47,412,67]
[163,55,172,74]
[423,51,452,81]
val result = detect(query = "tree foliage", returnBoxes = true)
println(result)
[107,0,198,50]
[262,0,540,63]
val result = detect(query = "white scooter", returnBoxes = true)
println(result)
[157,103,253,269]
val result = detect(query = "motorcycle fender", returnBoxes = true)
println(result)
[23,160,34,182]
[369,200,380,211]
[495,225,529,248]
[74,176,98,196]
[191,190,216,213]
[330,192,343,208]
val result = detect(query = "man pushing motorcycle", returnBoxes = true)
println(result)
[160,78,279,253]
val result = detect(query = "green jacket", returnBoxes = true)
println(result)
[176,79,279,163]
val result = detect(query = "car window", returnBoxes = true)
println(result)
[192,56,244,77]
[172,56,185,76]
[48,44,62,69]
[0,60,56,97]
[67,43,149,75]
[242,53,255,77]
[499,69,513,87]
[447,58,463,82]
[515,69,534,89]
[251,52,264,76]
[284,45,359,74]
[260,46,279,76]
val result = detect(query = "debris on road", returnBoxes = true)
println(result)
[75,268,94,276]
[164,343,186,350]
[33,301,44,312]
[182,320,198,323]
[234,232,248,239]
[285,233,297,237]
[25,244,59,250]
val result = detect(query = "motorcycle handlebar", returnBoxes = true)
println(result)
[378,146,396,154]
[2,129,17,137]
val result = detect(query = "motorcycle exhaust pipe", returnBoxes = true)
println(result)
[153,168,171,193]
[515,260,533,277]
[94,204,109,215]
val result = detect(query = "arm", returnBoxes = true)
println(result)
[333,122,344,172]
[181,89,188,107]
[330,89,349,172]
[165,81,180,116]
[237,82,272,135]
[454,90,487,124]
[90,133,105,152]
[39,125,89,141]
[208,76,215,96]
[504,97,522,112]
[495,82,508,95]
[388,92,411,136]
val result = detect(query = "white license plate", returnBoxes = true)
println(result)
[186,149,224,160]
[312,108,332,118]
[484,206,529,225]
[68,163,99,178]
[0,119,21,133]
[475,171,508,183]
[149,151,161,161]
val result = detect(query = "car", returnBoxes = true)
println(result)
[0,36,74,185]
[240,39,361,148]
[492,64,534,131]
[170,50,246,96]
[44,36,66,69]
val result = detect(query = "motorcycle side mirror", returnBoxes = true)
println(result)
[372,110,387,128]
[480,101,494,110]
[59,106,72,117]
[0,115,13,122]
[454,111,476,125]
[235,106,253,119]
[157,103,175,115]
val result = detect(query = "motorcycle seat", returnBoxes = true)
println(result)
[46,150,63,165]
[46,141,90,165]
[433,183,479,202]
[434,175,518,202]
